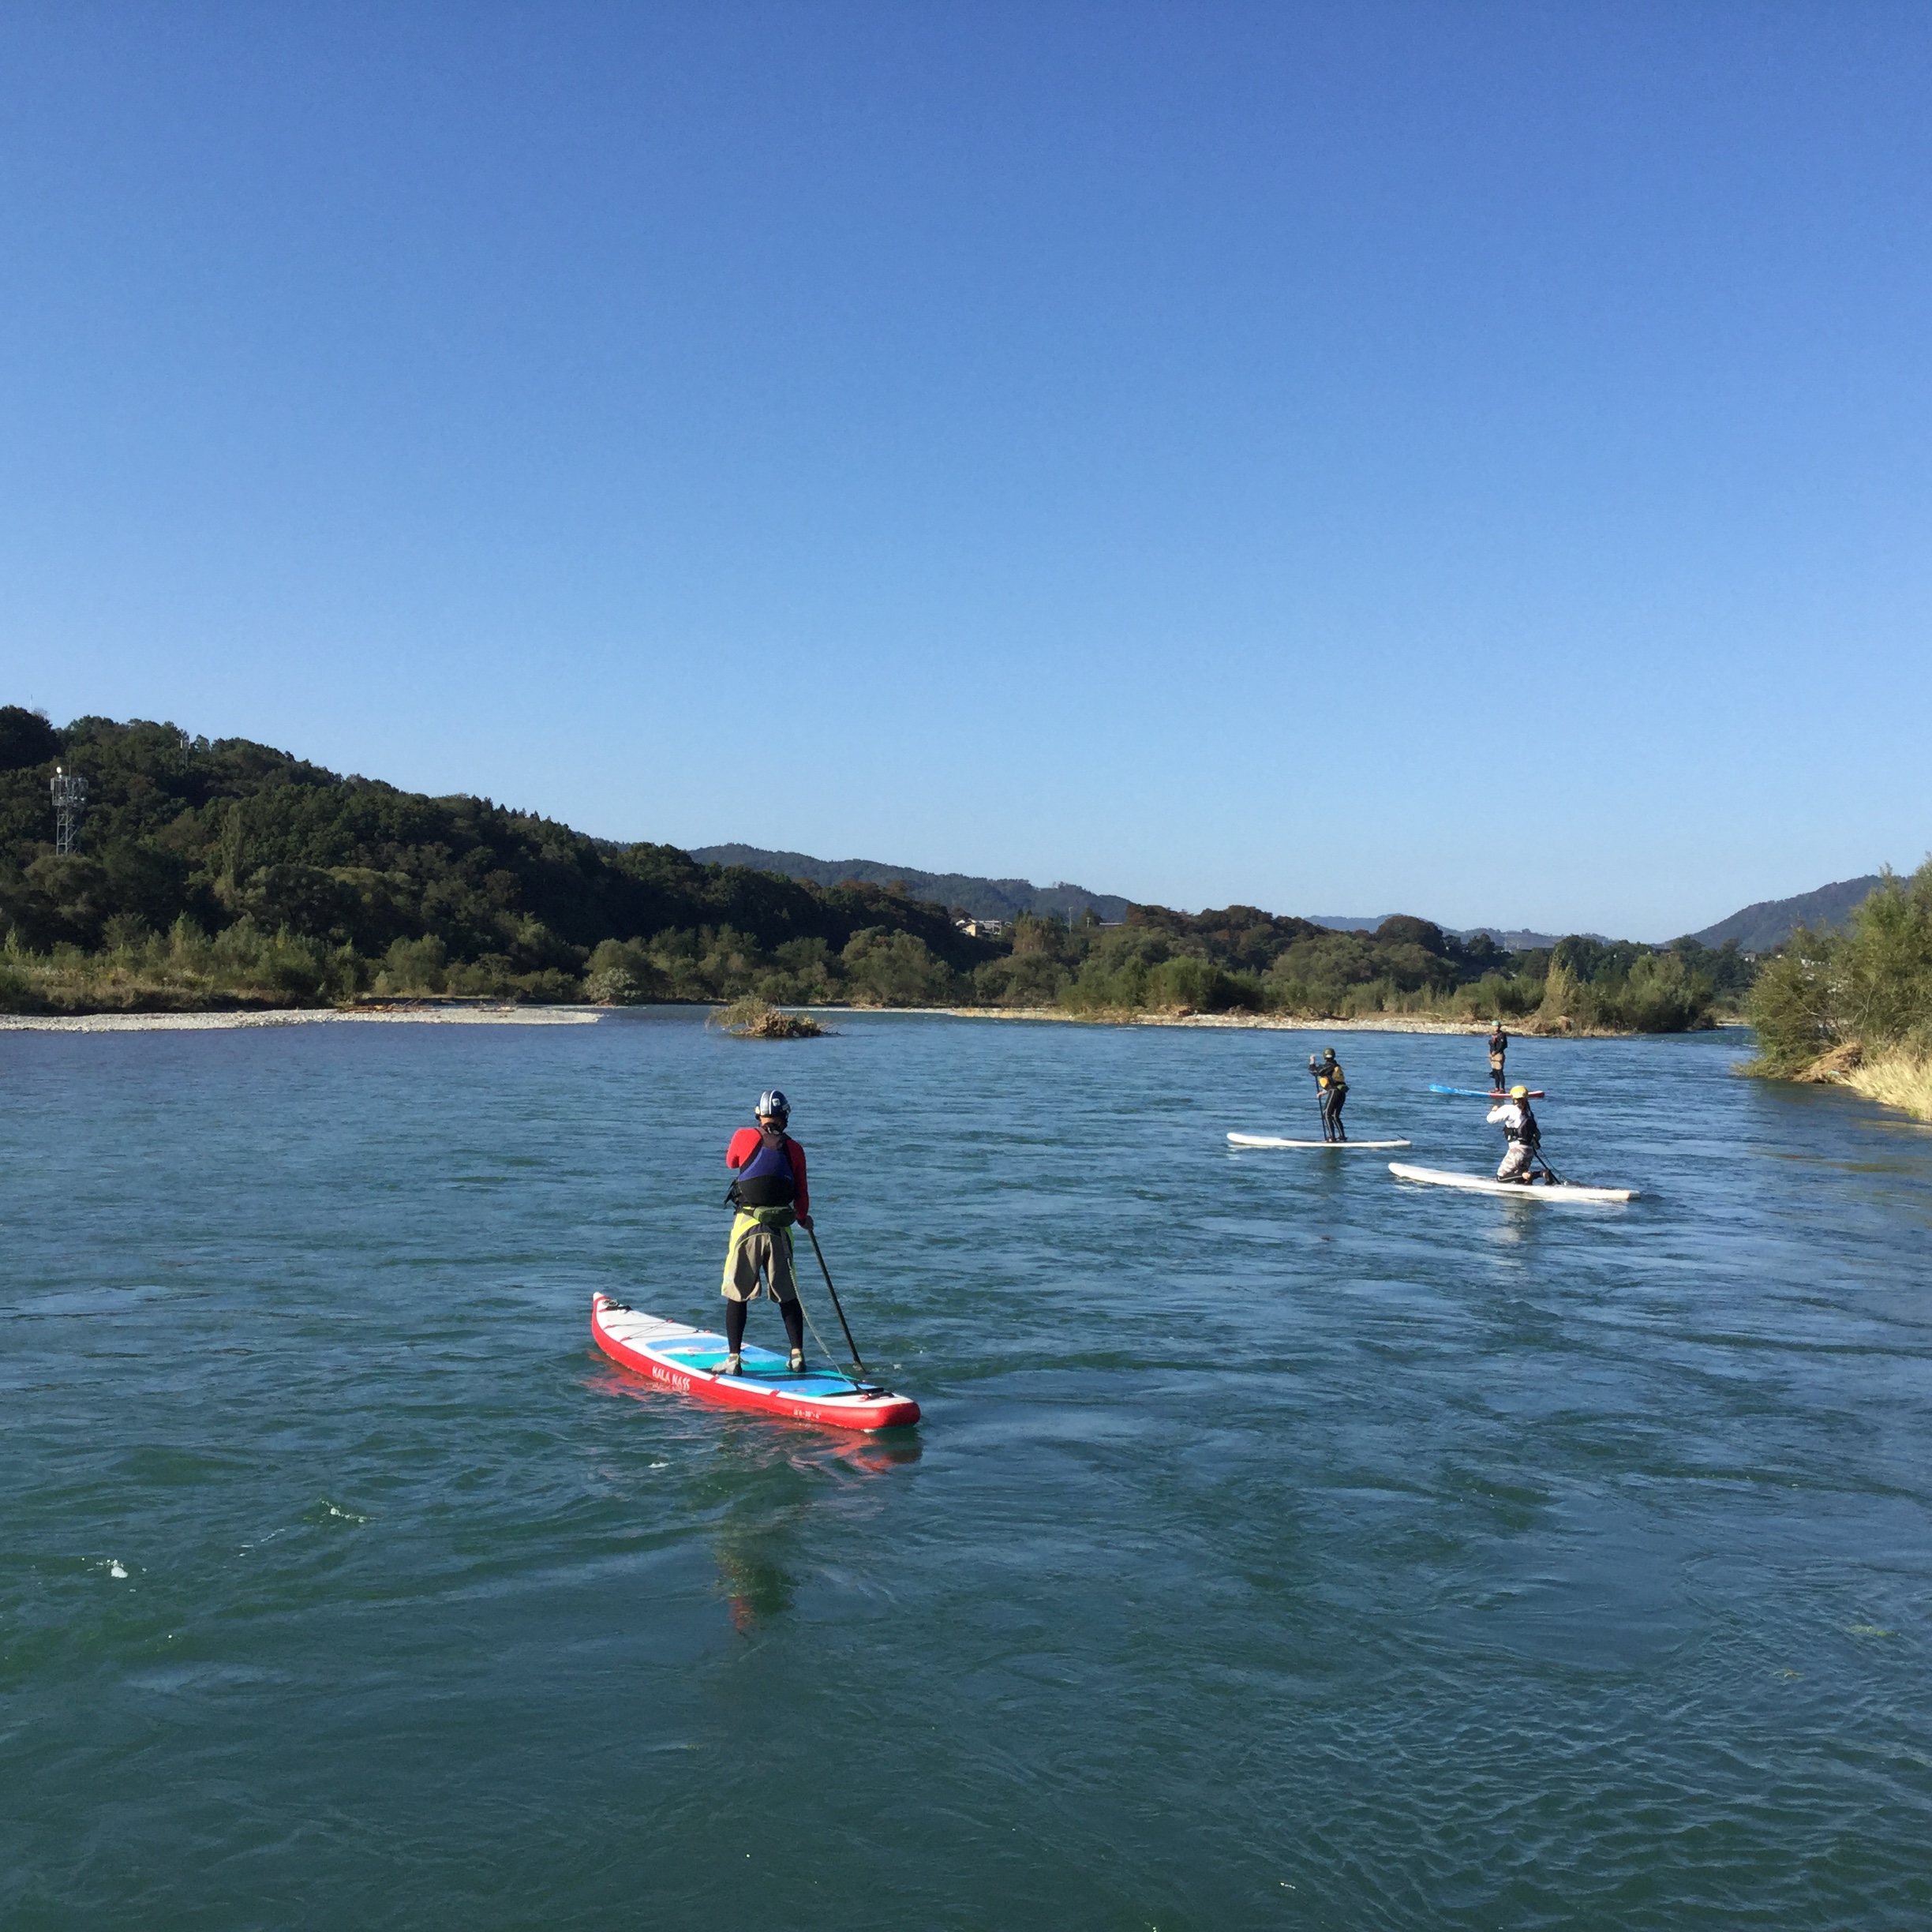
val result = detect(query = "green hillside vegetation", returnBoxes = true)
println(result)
[0,709,994,1013]
[1745,859,1932,1119]
[969,907,1734,1031]
[687,844,1129,925]
[1690,873,1886,953]
[0,707,1730,1032]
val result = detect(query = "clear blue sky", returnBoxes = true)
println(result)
[4,3,1927,938]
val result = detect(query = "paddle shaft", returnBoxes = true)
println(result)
[1310,1059,1334,1140]
[803,1224,867,1371]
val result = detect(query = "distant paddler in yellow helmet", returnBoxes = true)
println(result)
[1485,1084,1542,1184]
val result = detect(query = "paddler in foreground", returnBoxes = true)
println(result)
[720,1088,812,1375]
[1485,1084,1543,1184]
[1308,1047,1347,1141]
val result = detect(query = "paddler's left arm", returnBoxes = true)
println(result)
[788,1140,811,1229]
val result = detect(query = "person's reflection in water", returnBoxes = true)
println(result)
[710,1432,923,1632]
[716,1541,796,1634]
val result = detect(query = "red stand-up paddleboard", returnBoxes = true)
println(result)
[590,1294,920,1432]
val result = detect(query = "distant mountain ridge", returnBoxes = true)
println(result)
[697,847,1597,944]
[1309,917,1582,950]
[1689,874,1884,953]
[694,844,1893,953]
[687,846,1129,925]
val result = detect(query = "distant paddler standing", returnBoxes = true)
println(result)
[1308,1047,1348,1141]
[720,1089,812,1375]
[1486,1024,1509,1093]
[1485,1084,1542,1184]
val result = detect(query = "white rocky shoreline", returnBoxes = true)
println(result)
[0,1003,605,1032]
[0,1002,1749,1038]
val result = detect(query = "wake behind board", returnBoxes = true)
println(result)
[1428,1084,1545,1098]
[1229,1133,1411,1149]
[591,1294,919,1431]
[1387,1162,1637,1204]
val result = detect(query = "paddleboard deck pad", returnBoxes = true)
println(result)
[591,1294,920,1430]
[1388,1162,1638,1203]
[1228,1133,1411,1149]
[1428,1084,1545,1098]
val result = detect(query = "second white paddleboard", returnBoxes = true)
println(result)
[1388,1162,1638,1203]
[1229,1133,1412,1149]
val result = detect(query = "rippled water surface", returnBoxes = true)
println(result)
[5,1012,1931,1929]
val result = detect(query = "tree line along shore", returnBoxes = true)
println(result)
[1742,858,1932,1121]
[8,710,1924,1123]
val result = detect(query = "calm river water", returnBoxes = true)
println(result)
[4,1012,1930,1929]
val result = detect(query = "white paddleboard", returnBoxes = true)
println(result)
[1229,1133,1411,1149]
[1387,1162,1638,1203]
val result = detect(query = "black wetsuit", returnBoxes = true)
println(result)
[1311,1057,1348,1140]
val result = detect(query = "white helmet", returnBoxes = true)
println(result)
[756,1090,789,1120]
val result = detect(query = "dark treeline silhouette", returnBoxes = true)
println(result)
[0,709,993,1009]
[0,706,1733,1028]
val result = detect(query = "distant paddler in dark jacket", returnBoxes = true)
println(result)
[1487,1025,1509,1093]
[1486,1084,1541,1183]
[1308,1047,1348,1141]
[720,1089,813,1375]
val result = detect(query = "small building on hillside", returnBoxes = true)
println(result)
[954,916,1006,939]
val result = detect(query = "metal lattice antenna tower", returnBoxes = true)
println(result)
[51,765,88,855]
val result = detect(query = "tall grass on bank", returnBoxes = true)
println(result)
[1747,859,1932,1118]
[0,916,350,1013]
[1844,1050,1932,1121]
[1536,951,1713,1033]
[1054,959,1713,1030]
[0,915,971,1014]
[0,917,583,1013]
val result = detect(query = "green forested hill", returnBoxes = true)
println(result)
[0,708,991,1009]
[1690,874,1886,953]
[0,706,1733,1028]
[687,844,1130,924]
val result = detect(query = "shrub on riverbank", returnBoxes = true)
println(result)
[1746,859,1932,1116]
[707,997,826,1039]
[1536,948,1713,1033]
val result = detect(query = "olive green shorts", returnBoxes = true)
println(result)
[721,1212,798,1303]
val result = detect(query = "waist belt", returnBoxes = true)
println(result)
[728,1204,796,1229]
